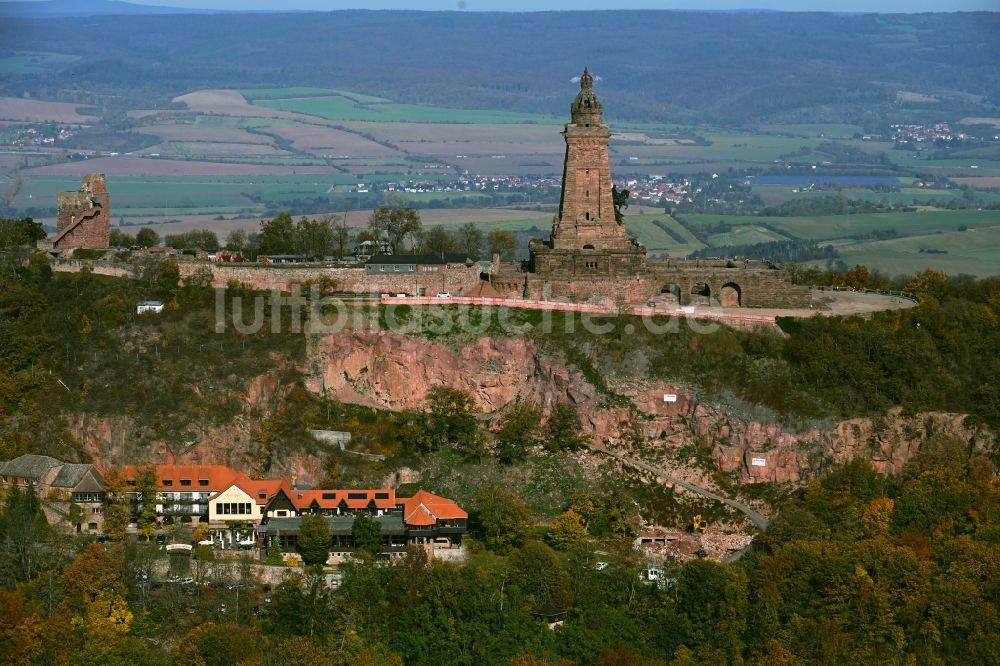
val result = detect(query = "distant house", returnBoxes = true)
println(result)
[353,239,391,261]
[137,300,164,314]
[260,254,307,264]
[365,253,471,275]
[215,252,245,263]
[0,454,105,533]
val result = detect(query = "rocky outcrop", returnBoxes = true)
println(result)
[709,408,993,483]
[307,330,595,413]
[62,329,994,488]
[308,331,994,484]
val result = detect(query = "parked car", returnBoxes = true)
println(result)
[436,291,451,298]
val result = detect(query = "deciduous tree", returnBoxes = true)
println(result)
[297,514,331,567]
[352,513,384,558]
[475,483,534,554]
[495,399,542,464]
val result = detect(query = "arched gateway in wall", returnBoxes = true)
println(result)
[720,282,742,307]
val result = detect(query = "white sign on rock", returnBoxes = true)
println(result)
[663,394,677,403]
[751,457,767,467]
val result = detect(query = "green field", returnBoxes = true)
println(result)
[242,87,391,104]
[253,94,562,125]
[706,225,791,247]
[682,210,1000,243]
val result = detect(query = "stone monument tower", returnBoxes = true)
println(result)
[529,68,646,277]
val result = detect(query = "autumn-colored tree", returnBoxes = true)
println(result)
[861,497,895,536]
[0,589,45,664]
[279,635,334,666]
[906,268,949,300]
[61,543,126,612]
[101,468,130,540]
[546,509,588,551]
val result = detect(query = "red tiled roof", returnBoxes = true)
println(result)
[122,464,242,491]
[286,488,397,511]
[122,464,287,502]
[209,477,290,504]
[399,489,468,526]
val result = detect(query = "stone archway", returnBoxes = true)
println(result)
[660,283,681,304]
[720,282,742,307]
[691,282,711,305]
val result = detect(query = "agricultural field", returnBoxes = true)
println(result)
[706,225,791,247]
[0,96,96,123]
[251,92,562,125]
[20,156,335,177]
[683,209,1000,244]
[838,225,1000,277]
[264,125,400,157]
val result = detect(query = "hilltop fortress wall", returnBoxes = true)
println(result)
[50,259,483,297]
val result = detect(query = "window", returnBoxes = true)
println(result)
[375,492,390,500]
[180,479,191,487]
[162,480,172,487]
[258,492,267,500]
[348,492,367,500]
[88,523,98,531]
[199,479,209,486]
[322,493,336,500]
[393,265,399,272]
[379,265,386,272]
[216,504,223,515]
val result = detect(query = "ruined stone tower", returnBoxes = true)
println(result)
[50,174,110,251]
[529,68,646,277]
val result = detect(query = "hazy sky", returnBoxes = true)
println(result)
[12,0,1000,12]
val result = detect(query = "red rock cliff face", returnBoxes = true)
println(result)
[307,331,994,484]
[65,331,994,487]
[306,331,595,413]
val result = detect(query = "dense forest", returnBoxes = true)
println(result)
[1,10,997,124]
[1,437,996,664]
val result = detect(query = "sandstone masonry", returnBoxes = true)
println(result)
[45,174,110,251]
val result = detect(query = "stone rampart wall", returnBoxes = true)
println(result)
[183,263,482,295]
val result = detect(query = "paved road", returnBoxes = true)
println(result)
[593,446,769,531]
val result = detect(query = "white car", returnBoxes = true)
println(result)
[435,292,451,298]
